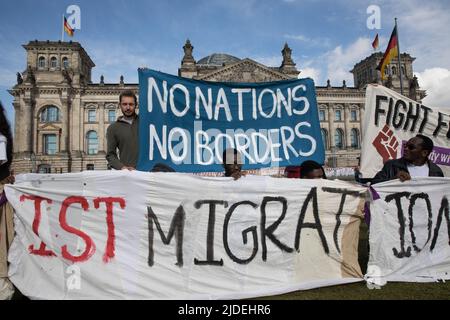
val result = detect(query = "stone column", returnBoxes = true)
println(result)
[12,100,21,153]
[328,103,335,148]
[344,103,351,149]
[98,102,105,152]
[359,104,365,135]
[22,94,34,154]
[60,90,70,153]
[71,93,81,152]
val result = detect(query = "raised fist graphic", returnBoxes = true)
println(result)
[372,125,399,163]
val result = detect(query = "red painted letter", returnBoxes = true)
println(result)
[20,195,56,257]
[59,196,95,263]
[94,197,126,263]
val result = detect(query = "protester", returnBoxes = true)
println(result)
[151,163,175,173]
[106,90,139,170]
[299,160,327,179]
[222,148,245,180]
[0,102,15,300]
[372,134,444,184]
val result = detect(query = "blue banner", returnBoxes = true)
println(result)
[137,69,324,172]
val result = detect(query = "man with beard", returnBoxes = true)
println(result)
[106,90,139,170]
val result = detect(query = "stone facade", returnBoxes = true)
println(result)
[9,40,425,173]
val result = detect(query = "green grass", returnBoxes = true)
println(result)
[259,222,450,300]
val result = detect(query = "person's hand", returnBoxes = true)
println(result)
[396,170,411,182]
[121,166,135,171]
[231,171,246,181]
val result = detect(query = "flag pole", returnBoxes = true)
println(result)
[395,18,404,95]
[61,14,65,42]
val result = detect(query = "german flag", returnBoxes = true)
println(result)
[64,17,74,37]
[372,33,379,50]
[376,27,398,80]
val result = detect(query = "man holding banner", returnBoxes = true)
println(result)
[106,90,140,170]
[372,134,444,184]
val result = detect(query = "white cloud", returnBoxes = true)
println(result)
[284,34,331,48]
[85,41,180,83]
[253,56,280,67]
[298,67,320,83]
[324,37,373,86]
[415,68,450,109]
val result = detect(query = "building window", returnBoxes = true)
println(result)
[38,56,46,69]
[335,110,342,121]
[319,110,325,121]
[86,164,95,170]
[384,66,389,76]
[321,128,328,150]
[401,65,406,76]
[335,129,344,149]
[50,57,58,69]
[351,128,360,148]
[108,110,116,122]
[86,131,98,155]
[88,109,96,122]
[62,57,69,69]
[38,164,51,173]
[43,134,57,155]
[40,106,60,122]
[351,110,357,121]
[392,66,397,75]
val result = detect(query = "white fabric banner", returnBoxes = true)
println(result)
[5,171,366,299]
[360,84,450,178]
[367,177,450,284]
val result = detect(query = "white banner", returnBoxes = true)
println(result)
[5,171,366,299]
[367,178,450,284]
[360,84,450,178]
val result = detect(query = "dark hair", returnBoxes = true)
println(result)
[300,160,326,179]
[222,148,238,165]
[119,90,137,106]
[416,134,434,153]
[150,163,175,172]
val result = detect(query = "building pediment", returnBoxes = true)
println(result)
[38,122,61,131]
[196,58,292,82]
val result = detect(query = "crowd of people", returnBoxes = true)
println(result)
[0,90,445,299]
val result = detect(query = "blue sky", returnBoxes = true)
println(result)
[1,0,450,128]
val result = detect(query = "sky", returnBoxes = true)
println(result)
[1,0,450,128]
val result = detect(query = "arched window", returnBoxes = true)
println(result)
[351,128,360,148]
[38,56,46,69]
[50,57,58,69]
[401,65,406,76]
[392,66,397,75]
[321,128,328,150]
[62,57,69,69]
[40,106,60,122]
[86,131,98,155]
[335,129,344,149]
[384,66,389,76]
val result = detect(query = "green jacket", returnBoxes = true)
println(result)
[106,115,139,169]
